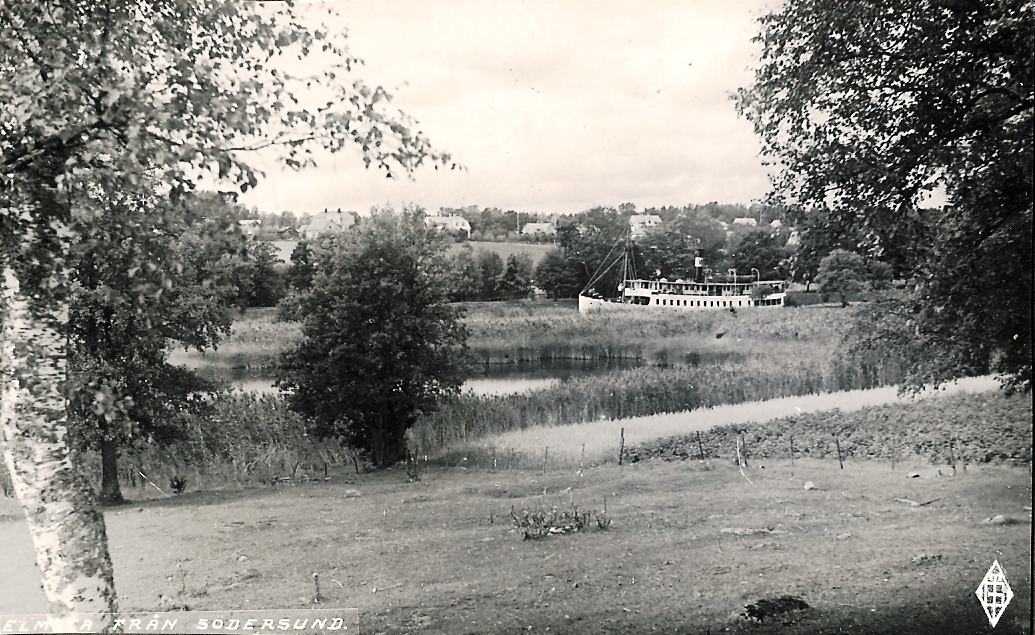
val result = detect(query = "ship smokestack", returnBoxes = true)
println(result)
[694,250,704,283]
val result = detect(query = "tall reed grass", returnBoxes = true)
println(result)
[169,300,861,368]
[426,377,1008,472]
[464,302,858,363]
[36,394,351,498]
[167,308,300,369]
[409,341,908,459]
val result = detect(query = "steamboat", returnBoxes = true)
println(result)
[578,246,788,314]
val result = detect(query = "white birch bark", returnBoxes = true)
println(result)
[1,269,117,629]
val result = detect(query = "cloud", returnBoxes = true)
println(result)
[236,0,776,216]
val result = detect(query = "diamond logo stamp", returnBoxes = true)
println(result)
[976,560,1013,628]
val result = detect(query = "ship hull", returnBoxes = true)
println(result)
[579,288,788,314]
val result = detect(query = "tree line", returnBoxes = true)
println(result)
[265,200,897,307]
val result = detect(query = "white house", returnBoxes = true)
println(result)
[302,210,354,239]
[521,222,556,236]
[770,219,783,229]
[629,214,662,237]
[733,217,758,227]
[425,214,471,236]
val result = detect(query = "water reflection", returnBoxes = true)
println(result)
[194,357,646,397]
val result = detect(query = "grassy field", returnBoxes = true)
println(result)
[3,458,1030,633]
[447,241,556,267]
[168,299,869,369]
[3,379,1029,633]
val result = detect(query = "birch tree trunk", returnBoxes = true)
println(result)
[1,269,118,628]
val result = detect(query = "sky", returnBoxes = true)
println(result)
[236,0,781,217]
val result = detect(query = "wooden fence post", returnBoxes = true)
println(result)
[834,435,843,470]
[696,431,705,461]
[618,428,625,466]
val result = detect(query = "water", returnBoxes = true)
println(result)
[196,358,645,397]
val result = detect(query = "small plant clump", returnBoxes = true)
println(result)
[509,500,605,540]
[170,476,188,494]
[595,500,612,530]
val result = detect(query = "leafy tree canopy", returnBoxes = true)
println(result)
[278,207,469,467]
[287,240,317,292]
[0,0,454,618]
[498,253,534,299]
[815,249,869,308]
[1,0,454,313]
[477,250,506,300]
[534,249,582,300]
[736,0,1032,389]
[730,230,788,281]
[445,244,483,302]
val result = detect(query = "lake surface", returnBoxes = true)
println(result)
[197,358,645,397]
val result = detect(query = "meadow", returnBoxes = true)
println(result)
[3,433,1031,634]
[428,378,1029,472]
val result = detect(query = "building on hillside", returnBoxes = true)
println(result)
[786,230,801,246]
[302,209,354,239]
[426,214,471,236]
[733,217,758,226]
[238,219,261,237]
[770,219,783,229]
[629,214,662,238]
[521,222,556,236]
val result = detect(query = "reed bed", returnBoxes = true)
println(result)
[64,393,353,498]
[429,376,1005,471]
[167,308,300,369]
[409,342,911,461]
[167,300,859,368]
[464,302,857,363]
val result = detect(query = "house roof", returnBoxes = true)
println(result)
[303,211,354,237]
